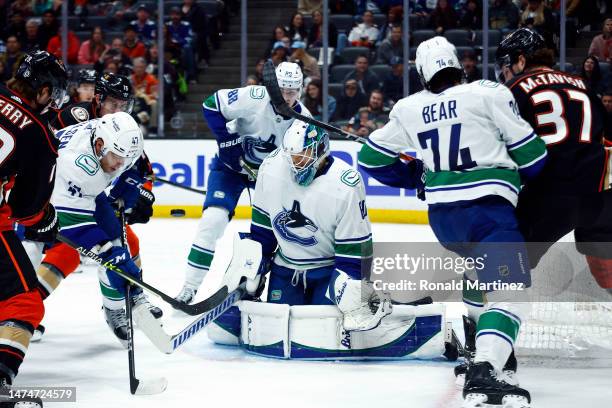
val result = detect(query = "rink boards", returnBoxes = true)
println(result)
[146,139,428,223]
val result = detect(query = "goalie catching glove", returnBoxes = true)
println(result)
[328,270,392,331]
[222,234,266,297]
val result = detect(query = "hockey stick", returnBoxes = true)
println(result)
[262,60,414,162]
[56,234,230,316]
[134,283,246,354]
[151,176,207,196]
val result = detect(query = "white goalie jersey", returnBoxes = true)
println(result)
[250,150,372,278]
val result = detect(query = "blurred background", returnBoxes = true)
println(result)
[2,0,608,139]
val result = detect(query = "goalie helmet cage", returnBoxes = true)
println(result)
[514,244,612,366]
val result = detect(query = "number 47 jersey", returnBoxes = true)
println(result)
[362,80,547,206]
[506,68,610,194]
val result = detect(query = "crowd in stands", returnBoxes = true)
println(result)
[255,0,610,136]
[0,0,237,136]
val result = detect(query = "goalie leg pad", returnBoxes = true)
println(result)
[207,305,242,345]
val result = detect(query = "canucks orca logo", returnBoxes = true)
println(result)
[273,201,318,246]
[242,134,277,166]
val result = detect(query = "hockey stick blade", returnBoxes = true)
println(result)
[262,60,414,161]
[57,234,228,316]
[132,377,168,395]
[134,285,246,354]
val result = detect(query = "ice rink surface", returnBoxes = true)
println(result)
[18,219,612,407]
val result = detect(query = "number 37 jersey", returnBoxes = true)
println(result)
[365,80,546,206]
[506,68,610,194]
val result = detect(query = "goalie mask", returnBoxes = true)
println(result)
[282,120,329,186]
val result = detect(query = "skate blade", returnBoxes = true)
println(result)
[462,393,530,408]
[501,395,530,408]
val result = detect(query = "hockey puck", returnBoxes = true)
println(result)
[170,209,186,217]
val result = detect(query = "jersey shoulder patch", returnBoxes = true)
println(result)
[249,86,266,100]
[340,169,361,187]
[71,106,90,122]
[75,153,100,176]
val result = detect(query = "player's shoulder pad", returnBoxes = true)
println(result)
[68,105,91,122]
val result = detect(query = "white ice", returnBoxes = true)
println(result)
[18,219,612,407]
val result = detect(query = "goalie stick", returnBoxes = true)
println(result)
[134,283,246,354]
[57,234,229,316]
[262,60,414,162]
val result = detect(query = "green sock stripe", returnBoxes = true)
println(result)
[99,282,124,301]
[188,248,214,268]
[462,278,485,305]
[477,310,520,342]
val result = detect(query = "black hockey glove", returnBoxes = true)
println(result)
[126,188,155,225]
[23,204,59,243]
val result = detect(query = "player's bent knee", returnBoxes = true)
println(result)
[0,290,45,329]
[41,243,81,278]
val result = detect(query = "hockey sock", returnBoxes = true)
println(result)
[474,300,529,371]
[36,263,65,299]
[463,274,486,323]
[98,265,124,310]
[185,207,229,288]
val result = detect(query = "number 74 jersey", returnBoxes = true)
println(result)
[360,80,547,206]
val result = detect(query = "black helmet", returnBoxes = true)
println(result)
[77,69,97,85]
[495,28,546,82]
[95,72,134,113]
[15,50,68,108]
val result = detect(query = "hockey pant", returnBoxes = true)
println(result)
[184,156,253,289]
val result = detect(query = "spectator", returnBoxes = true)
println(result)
[122,25,146,59]
[330,0,357,14]
[129,4,157,46]
[345,90,389,137]
[246,74,259,86]
[0,61,5,81]
[461,50,481,83]
[110,0,138,26]
[182,0,210,66]
[104,59,119,74]
[95,37,132,75]
[38,9,58,49]
[47,29,80,64]
[32,0,60,16]
[23,19,43,53]
[9,0,33,19]
[301,78,336,120]
[253,58,266,83]
[348,10,380,47]
[579,55,608,96]
[166,6,197,83]
[0,36,24,81]
[379,7,403,42]
[4,11,27,43]
[75,69,97,103]
[343,54,381,95]
[430,0,458,34]
[459,0,482,30]
[298,0,323,14]
[415,0,437,17]
[490,0,519,30]
[333,79,368,121]
[146,43,179,118]
[268,26,289,56]
[78,26,110,65]
[270,41,288,66]
[376,25,402,65]
[286,12,308,43]
[520,0,556,47]
[307,9,339,48]
[131,56,159,132]
[382,56,404,104]
[290,41,320,80]
[588,18,612,63]
[602,89,612,113]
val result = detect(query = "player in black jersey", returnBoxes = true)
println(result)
[0,50,67,408]
[495,28,612,286]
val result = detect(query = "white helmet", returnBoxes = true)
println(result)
[415,36,462,89]
[282,120,329,186]
[276,61,303,90]
[94,112,143,162]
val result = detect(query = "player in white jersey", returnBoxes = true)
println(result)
[220,120,390,332]
[358,37,548,408]
[48,112,153,346]
[175,62,311,305]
